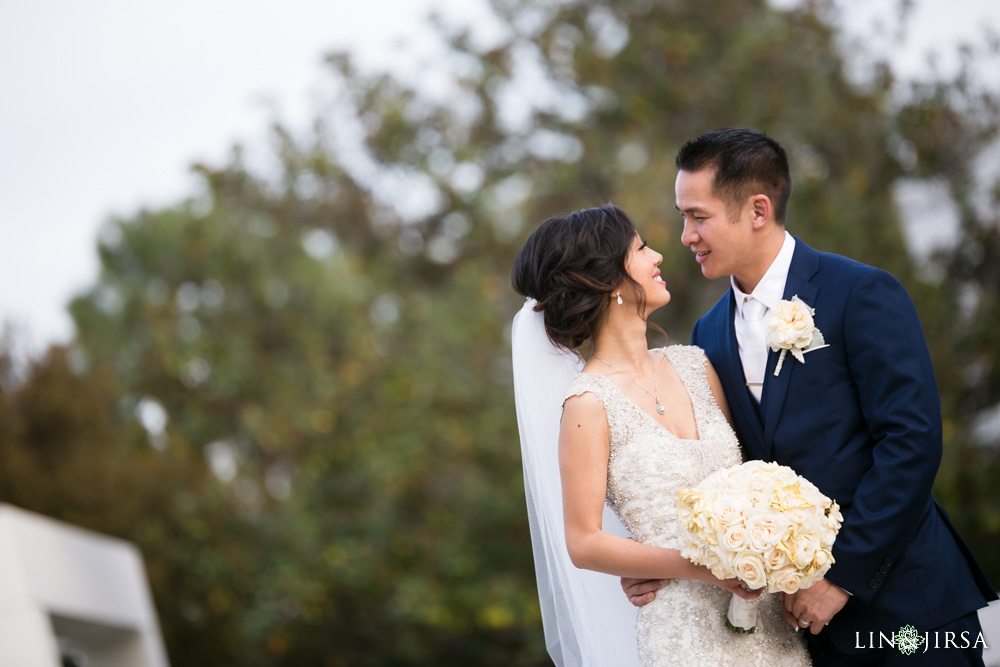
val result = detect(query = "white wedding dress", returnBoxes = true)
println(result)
[563,345,811,667]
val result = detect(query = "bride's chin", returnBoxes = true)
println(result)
[650,284,670,303]
[644,302,669,318]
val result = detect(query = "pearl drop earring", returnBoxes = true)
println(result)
[616,291,623,305]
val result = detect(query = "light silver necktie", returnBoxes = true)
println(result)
[741,297,769,403]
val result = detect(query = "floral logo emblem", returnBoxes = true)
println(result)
[896,624,925,655]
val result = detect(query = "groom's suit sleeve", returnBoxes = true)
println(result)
[824,268,942,603]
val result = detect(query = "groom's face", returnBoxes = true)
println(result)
[676,168,751,282]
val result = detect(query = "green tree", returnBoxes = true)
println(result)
[892,46,1000,578]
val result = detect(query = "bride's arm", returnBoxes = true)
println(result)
[559,392,754,602]
[703,355,735,428]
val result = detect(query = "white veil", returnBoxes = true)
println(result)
[511,298,640,667]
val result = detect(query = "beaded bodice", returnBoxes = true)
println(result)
[565,345,742,549]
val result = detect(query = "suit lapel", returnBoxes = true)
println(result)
[717,289,768,462]
[761,239,820,456]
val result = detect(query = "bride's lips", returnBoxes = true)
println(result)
[654,270,666,285]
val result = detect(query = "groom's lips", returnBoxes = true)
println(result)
[694,250,710,264]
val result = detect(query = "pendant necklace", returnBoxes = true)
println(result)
[591,354,667,415]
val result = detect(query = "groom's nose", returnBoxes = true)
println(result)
[680,219,697,246]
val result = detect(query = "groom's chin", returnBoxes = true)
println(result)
[698,264,719,280]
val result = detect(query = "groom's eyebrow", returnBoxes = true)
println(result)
[675,203,708,214]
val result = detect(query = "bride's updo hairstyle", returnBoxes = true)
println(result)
[511,204,648,351]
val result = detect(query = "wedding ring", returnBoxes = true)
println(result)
[798,618,811,628]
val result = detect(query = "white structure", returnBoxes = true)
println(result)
[984,599,1000,667]
[0,504,169,667]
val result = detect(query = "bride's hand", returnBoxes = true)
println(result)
[713,575,762,601]
[687,563,762,601]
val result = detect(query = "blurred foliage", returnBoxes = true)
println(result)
[1,0,999,664]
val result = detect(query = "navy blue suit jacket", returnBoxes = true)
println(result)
[691,239,996,653]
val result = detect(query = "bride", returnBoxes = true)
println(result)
[511,204,810,666]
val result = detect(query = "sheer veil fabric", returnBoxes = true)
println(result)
[512,299,641,667]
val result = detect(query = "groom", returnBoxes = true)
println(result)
[625,128,996,665]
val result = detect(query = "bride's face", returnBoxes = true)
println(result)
[624,234,671,310]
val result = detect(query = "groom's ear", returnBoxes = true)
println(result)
[747,194,773,229]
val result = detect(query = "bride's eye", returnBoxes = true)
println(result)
[638,239,648,251]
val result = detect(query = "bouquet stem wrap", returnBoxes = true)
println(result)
[727,595,758,633]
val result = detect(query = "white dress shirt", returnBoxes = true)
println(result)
[732,231,796,402]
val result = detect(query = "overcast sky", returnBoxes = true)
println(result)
[1,0,998,354]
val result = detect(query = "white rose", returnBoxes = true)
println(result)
[696,487,722,511]
[721,525,749,552]
[724,468,754,493]
[676,489,700,525]
[710,542,730,562]
[825,502,844,527]
[787,531,819,570]
[797,478,825,502]
[810,549,832,576]
[771,483,809,511]
[733,552,767,590]
[710,563,731,580]
[689,545,708,567]
[746,514,788,552]
[696,544,729,578]
[797,513,822,539]
[784,507,810,526]
[692,512,721,545]
[747,490,768,509]
[798,560,834,590]
[765,296,816,355]
[768,566,804,594]
[799,572,821,590]
[713,494,745,527]
[740,461,772,477]
[765,547,790,571]
[772,464,799,486]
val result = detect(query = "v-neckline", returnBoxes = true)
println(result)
[582,349,701,443]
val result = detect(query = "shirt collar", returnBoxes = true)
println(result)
[731,231,796,317]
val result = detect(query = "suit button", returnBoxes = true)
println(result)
[884,558,892,566]
[874,572,883,582]
[879,565,888,574]
[869,579,878,589]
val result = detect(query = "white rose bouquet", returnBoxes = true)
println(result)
[675,460,843,633]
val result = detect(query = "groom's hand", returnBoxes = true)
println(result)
[781,578,849,634]
[620,577,668,607]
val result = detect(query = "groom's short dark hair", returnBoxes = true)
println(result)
[675,128,791,224]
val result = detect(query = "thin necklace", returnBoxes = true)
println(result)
[591,354,667,415]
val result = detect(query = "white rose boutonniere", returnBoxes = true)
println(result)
[764,295,825,376]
